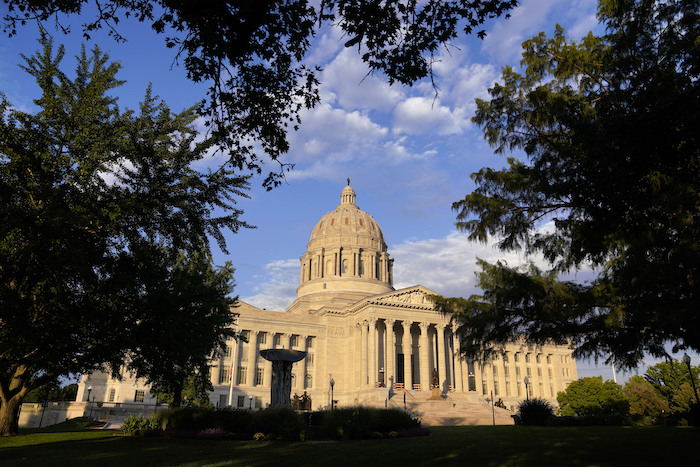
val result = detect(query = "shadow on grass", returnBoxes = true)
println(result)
[2,426,699,467]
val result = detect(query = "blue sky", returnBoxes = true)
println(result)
[2,0,690,381]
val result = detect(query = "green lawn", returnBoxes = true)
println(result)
[2,425,698,466]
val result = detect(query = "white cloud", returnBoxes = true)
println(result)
[240,259,299,311]
[321,48,404,112]
[393,96,466,136]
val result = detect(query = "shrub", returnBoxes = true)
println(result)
[120,416,157,436]
[518,398,555,426]
[316,407,421,440]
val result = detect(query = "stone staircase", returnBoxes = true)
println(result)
[386,391,515,426]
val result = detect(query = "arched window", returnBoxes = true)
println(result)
[342,259,348,274]
[305,374,313,389]
[108,388,116,402]
[291,373,297,388]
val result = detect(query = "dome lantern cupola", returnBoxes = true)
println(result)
[292,183,394,311]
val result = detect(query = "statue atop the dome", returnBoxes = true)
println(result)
[347,177,350,186]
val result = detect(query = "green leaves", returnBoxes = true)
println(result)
[445,0,700,369]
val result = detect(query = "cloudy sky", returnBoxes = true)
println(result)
[2,0,680,380]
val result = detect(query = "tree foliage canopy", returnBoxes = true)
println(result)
[2,0,518,188]
[434,0,700,369]
[0,37,244,435]
[557,376,629,417]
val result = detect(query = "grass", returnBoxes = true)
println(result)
[1,424,698,466]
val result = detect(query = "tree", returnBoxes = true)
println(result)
[125,248,236,408]
[23,382,78,403]
[2,0,518,188]
[0,37,248,435]
[644,361,700,413]
[433,0,699,368]
[557,376,629,418]
[623,375,668,420]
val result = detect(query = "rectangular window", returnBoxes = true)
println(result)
[539,382,544,396]
[224,344,232,358]
[238,367,247,385]
[237,395,245,408]
[537,368,542,377]
[548,368,553,379]
[492,365,498,377]
[273,334,281,346]
[219,394,228,407]
[290,335,298,348]
[258,332,267,344]
[525,354,531,363]
[517,382,522,396]
[482,381,488,396]
[307,353,314,364]
[515,367,521,377]
[494,381,500,396]
[505,381,511,396]
[255,368,264,385]
[255,397,262,409]
[134,390,145,403]
[504,366,510,377]
[514,353,519,363]
[220,368,231,384]
[306,336,313,348]
[546,354,552,364]
[550,383,555,397]
[536,354,542,364]
[527,367,532,377]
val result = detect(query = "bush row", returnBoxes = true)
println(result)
[121,406,426,441]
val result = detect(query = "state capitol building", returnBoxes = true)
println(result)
[78,184,577,422]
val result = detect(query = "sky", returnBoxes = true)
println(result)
[1,0,690,382]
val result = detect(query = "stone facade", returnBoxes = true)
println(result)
[76,184,577,416]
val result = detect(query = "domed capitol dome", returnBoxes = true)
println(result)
[291,182,394,312]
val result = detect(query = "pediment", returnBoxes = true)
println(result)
[346,285,441,313]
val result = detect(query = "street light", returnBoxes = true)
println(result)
[249,396,253,410]
[87,385,93,418]
[330,377,335,410]
[524,377,530,401]
[683,353,700,404]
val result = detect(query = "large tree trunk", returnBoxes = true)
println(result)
[0,395,22,436]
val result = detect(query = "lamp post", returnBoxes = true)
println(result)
[87,385,93,418]
[330,377,335,410]
[524,377,530,401]
[249,396,253,410]
[683,353,700,405]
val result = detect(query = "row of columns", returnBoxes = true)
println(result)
[300,247,393,284]
[212,331,315,390]
[355,318,467,392]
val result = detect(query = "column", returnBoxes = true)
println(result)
[419,322,430,390]
[402,321,412,389]
[302,335,309,389]
[386,319,395,388]
[453,329,465,392]
[368,318,377,387]
[247,331,258,386]
[436,324,447,391]
[360,322,368,386]
[265,332,276,387]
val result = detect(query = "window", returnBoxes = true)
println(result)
[305,374,313,389]
[537,368,542,377]
[505,381,511,396]
[482,381,488,396]
[220,369,231,384]
[514,353,520,363]
[237,395,245,408]
[525,354,531,363]
[492,365,498,377]
[108,388,116,402]
[517,382,522,396]
[527,367,532,377]
[255,368,264,385]
[546,354,552,364]
[290,335,298,348]
[548,368,553,379]
[504,366,510,377]
[134,390,145,403]
[238,367,247,385]
[219,394,228,407]
[550,383,555,397]
[273,334,281,346]
[515,367,521,377]
[503,352,509,363]
[494,381,500,396]
[255,397,262,409]
[306,336,313,348]
[291,373,297,388]
[539,382,544,396]
[307,353,314,366]
[342,259,348,274]
[536,354,542,364]
[224,344,232,358]
[259,333,267,344]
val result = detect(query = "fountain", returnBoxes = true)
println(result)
[259,349,307,407]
